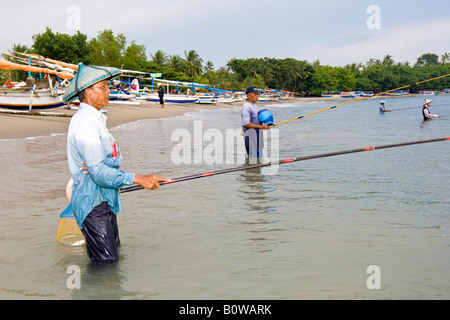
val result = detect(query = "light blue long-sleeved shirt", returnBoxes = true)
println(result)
[67,103,135,228]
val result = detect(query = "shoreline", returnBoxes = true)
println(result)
[0,98,290,140]
[0,100,237,140]
[0,94,427,140]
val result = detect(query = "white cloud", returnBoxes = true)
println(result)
[304,17,450,65]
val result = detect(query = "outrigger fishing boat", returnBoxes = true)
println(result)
[340,91,356,98]
[0,86,65,109]
[0,58,73,110]
[196,95,219,104]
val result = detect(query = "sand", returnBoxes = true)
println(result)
[0,94,400,140]
[0,100,239,140]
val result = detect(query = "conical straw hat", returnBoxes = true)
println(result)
[63,63,121,103]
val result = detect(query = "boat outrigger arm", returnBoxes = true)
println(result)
[0,60,74,80]
[13,51,78,71]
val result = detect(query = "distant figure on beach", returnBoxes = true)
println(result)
[130,78,139,92]
[63,63,168,263]
[422,99,439,121]
[379,100,390,113]
[241,86,271,163]
[158,83,165,108]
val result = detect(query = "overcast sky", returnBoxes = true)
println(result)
[1,0,450,69]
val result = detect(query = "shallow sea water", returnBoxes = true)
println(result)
[0,94,449,299]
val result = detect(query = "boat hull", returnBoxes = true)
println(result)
[0,89,65,109]
[138,94,199,103]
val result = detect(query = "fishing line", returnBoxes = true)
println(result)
[273,73,450,126]
[390,103,449,112]
[389,106,420,112]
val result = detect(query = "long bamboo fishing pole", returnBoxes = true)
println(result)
[389,103,450,112]
[119,136,450,194]
[274,73,450,126]
[56,136,449,246]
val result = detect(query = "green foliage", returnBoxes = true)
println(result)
[202,67,241,91]
[310,66,355,95]
[32,27,92,64]
[168,55,186,73]
[122,41,147,70]
[184,50,203,77]
[89,29,126,67]
[227,57,313,93]
[150,50,168,67]
[416,53,440,67]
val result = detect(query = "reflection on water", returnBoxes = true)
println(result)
[235,169,287,253]
[238,168,272,213]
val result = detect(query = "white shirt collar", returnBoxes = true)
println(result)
[79,102,107,123]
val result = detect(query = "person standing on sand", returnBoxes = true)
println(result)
[158,83,165,108]
[422,99,439,121]
[241,86,271,163]
[64,63,168,263]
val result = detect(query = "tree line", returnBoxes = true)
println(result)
[2,27,450,95]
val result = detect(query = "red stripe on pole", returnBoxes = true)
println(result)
[203,172,214,177]
[117,137,450,195]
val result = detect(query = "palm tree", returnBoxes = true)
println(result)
[184,50,203,77]
[441,52,450,65]
[150,50,168,67]
[10,44,30,55]
[168,54,185,72]
[382,54,394,67]
[366,58,379,67]
[204,60,214,72]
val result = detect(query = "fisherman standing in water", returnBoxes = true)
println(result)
[379,100,390,113]
[241,86,271,163]
[64,64,168,263]
[422,99,439,121]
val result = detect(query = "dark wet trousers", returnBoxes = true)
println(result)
[81,201,120,263]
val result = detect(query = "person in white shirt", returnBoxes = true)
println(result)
[64,63,168,263]
[379,100,390,113]
[422,99,439,121]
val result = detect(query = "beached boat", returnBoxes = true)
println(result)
[217,96,239,104]
[419,90,438,96]
[340,92,356,98]
[257,95,272,102]
[109,91,136,101]
[321,91,341,98]
[379,89,409,97]
[0,58,72,110]
[356,91,374,97]
[0,87,65,109]
[196,95,219,104]
[137,93,199,103]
